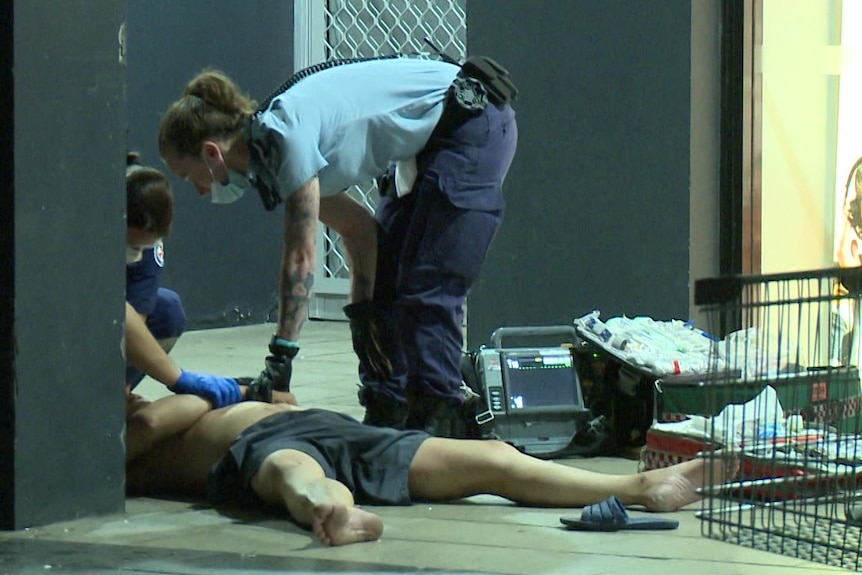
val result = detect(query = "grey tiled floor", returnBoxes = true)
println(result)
[0,321,847,574]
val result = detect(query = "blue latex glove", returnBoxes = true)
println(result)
[173,370,242,408]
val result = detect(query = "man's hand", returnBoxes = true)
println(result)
[125,392,151,417]
[172,370,242,408]
[343,301,393,382]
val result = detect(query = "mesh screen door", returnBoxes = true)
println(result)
[295,0,466,319]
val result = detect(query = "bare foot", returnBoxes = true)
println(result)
[640,454,735,512]
[311,503,383,546]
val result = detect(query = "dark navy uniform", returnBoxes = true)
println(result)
[125,241,187,388]
[374,103,517,405]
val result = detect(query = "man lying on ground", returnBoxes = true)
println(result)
[126,393,728,546]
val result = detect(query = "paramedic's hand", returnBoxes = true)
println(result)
[249,335,299,393]
[343,301,393,382]
[172,370,242,408]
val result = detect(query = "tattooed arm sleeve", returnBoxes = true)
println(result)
[276,177,321,341]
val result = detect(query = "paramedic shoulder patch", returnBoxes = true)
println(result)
[153,241,165,268]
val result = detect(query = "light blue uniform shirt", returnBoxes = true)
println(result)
[249,58,460,198]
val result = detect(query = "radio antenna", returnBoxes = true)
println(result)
[423,36,460,66]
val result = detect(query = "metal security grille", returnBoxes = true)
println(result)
[295,0,466,319]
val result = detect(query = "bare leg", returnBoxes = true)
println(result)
[250,449,383,546]
[408,438,728,512]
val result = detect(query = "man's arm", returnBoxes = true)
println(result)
[125,384,297,465]
[248,177,321,394]
[276,177,321,340]
[125,392,212,463]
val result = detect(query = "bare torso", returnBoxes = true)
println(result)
[127,402,305,497]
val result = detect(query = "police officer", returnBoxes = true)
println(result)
[125,153,247,407]
[157,55,517,437]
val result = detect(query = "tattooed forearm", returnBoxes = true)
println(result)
[276,177,321,340]
[278,269,314,332]
[284,203,315,230]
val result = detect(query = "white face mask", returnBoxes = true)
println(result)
[205,155,251,204]
[126,244,154,264]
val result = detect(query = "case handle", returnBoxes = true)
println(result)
[489,325,578,350]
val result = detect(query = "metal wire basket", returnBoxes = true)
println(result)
[695,266,862,571]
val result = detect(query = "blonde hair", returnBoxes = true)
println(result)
[158,69,257,159]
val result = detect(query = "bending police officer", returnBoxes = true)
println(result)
[157,55,517,437]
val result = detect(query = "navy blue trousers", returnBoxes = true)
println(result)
[367,102,518,403]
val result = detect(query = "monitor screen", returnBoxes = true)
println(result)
[501,349,583,413]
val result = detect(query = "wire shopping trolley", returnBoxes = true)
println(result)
[694,266,862,571]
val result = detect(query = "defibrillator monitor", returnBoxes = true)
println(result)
[500,349,585,414]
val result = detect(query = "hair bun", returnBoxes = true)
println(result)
[126,151,147,177]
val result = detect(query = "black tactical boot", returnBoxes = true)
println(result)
[358,386,408,429]
[404,390,468,438]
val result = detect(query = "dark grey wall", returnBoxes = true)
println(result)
[0,0,13,528]
[2,0,126,528]
[125,1,293,328]
[466,1,719,348]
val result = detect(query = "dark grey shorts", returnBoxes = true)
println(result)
[207,409,430,506]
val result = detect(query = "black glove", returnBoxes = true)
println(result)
[343,301,394,382]
[238,376,273,403]
[249,335,299,393]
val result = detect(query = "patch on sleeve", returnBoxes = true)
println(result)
[153,241,165,268]
[251,130,284,184]
[265,131,284,169]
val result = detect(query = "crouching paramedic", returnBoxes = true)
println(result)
[125,152,256,407]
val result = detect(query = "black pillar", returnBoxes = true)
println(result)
[1,0,126,529]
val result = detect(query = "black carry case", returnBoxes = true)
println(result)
[460,326,610,458]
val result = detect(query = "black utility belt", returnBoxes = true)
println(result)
[451,55,519,112]
[432,55,519,140]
